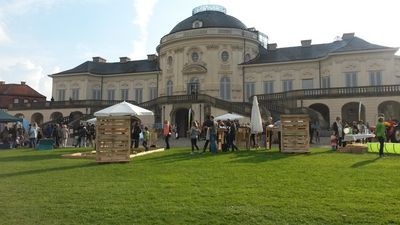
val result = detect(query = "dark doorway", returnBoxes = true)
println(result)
[173,108,190,138]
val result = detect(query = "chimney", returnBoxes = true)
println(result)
[147,54,158,61]
[267,43,277,50]
[21,81,26,85]
[0,81,5,85]
[301,39,312,47]
[342,32,355,40]
[119,57,131,63]
[92,56,107,63]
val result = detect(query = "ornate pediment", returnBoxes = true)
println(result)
[182,64,207,74]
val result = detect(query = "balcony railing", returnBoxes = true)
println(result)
[256,84,400,102]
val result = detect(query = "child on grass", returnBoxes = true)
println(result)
[330,132,338,150]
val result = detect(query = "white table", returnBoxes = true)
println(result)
[343,133,375,142]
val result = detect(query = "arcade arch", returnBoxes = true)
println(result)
[378,101,400,120]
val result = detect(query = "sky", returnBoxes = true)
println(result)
[0,0,399,100]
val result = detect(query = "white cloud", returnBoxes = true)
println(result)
[0,22,10,43]
[0,59,54,100]
[130,0,158,59]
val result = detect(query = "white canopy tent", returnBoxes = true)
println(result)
[93,101,155,126]
[94,101,154,117]
[214,113,245,121]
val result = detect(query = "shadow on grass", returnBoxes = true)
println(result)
[140,148,334,165]
[0,152,62,162]
[140,149,230,164]
[0,162,98,179]
[351,157,380,168]
[228,148,334,164]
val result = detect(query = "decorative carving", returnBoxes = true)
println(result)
[174,48,184,53]
[206,44,219,50]
[182,64,207,74]
[282,73,293,78]
[220,64,231,71]
[367,62,382,70]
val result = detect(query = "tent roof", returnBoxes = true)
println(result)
[94,101,154,117]
[0,111,22,122]
[214,113,244,121]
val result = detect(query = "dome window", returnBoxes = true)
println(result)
[192,20,203,28]
[221,51,229,62]
[191,52,199,62]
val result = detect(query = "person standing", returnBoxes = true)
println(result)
[189,121,201,154]
[132,121,141,149]
[61,124,69,148]
[375,117,386,157]
[332,116,343,147]
[266,116,274,149]
[163,120,171,149]
[227,120,239,151]
[142,126,150,151]
[202,115,213,152]
[209,115,218,153]
[28,124,38,149]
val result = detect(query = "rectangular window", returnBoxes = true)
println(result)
[135,88,143,103]
[92,89,101,100]
[321,76,330,89]
[245,82,255,101]
[71,88,79,100]
[369,71,382,86]
[58,89,65,101]
[345,72,357,87]
[282,79,293,92]
[121,89,129,101]
[13,98,19,104]
[149,87,157,100]
[107,89,115,100]
[302,79,313,89]
[263,81,274,94]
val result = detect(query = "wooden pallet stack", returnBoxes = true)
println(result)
[96,116,131,163]
[280,114,310,153]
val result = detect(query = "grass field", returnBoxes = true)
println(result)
[0,146,399,225]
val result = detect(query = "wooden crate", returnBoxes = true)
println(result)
[236,127,250,149]
[280,114,310,153]
[96,116,131,163]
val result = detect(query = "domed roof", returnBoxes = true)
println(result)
[169,5,247,34]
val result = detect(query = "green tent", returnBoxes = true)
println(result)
[0,111,22,123]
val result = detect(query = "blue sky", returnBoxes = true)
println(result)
[0,0,399,99]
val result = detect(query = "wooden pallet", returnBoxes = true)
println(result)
[96,116,131,163]
[280,114,310,153]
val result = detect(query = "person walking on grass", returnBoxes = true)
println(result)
[375,117,386,157]
[190,121,201,154]
[163,120,172,149]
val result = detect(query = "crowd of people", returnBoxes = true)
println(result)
[0,122,96,149]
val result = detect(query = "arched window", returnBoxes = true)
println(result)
[220,77,231,100]
[166,80,173,96]
[187,77,200,95]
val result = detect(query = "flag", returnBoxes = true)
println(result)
[358,101,362,121]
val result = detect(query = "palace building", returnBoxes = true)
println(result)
[10,5,400,137]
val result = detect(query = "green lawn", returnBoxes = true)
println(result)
[0,147,399,225]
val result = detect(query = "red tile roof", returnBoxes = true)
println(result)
[0,83,46,98]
